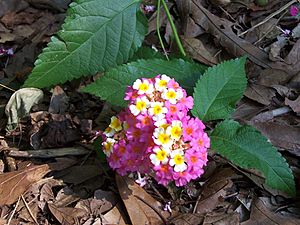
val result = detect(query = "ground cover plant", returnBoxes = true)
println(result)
[0,0,300,224]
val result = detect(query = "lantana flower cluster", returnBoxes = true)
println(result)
[102,75,210,186]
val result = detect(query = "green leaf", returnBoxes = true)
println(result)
[83,58,206,107]
[192,57,247,121]
[129,46,164,61]
[211,119,296,196]
[24,0,147,88]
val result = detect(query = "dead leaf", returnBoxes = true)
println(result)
[285,96,300,114]
[116,175,169,225]
[48,203,87,225]
[196,168,235,214]
[5,88,44,132]
[244,84,276,105]
[49,86,70,114]
[102,204,127,225]
[241,198,300,225]
[257,69,293,87]
[251,121,300,157]
[182,37,219,66]
[203,211,240,225]
[170,213,204,225]
[189,0,275,68]
[0,164,49,205]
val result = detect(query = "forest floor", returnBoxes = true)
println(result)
[0,0,300,224]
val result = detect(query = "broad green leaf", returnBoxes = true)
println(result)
[24,0,147,88]
[83,58,207,107]
[129,46,164,61]
[192,57,247,121]
[211,119,296,196]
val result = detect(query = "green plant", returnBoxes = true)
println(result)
[23,0,295,196]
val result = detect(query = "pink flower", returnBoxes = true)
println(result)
[290,5,299,16]
[173,171,193,187]
[191,132,210,152]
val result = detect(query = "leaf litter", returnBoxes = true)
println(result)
[0,0,300,224]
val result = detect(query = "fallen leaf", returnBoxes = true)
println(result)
[5,88,44,132]
[241,198,300,225]
[49,86,70,114]
[285,96,300,113]
[48,203,87,225]
[257,69,293,87]
[169,213,204,225]
[0,164,49,205]
[203,211,240,225]
[116,175,169,225]
[196,168,235,214]
[182,37,219,66]
[244,84,276,105]
[102,204,127,225]
[189,0,275,68]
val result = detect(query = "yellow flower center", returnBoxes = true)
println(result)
[158,133,170,145]
[159,80,167,87]
[153,105,163,115]
[170,126,182,139]
[104,142,113,152]
[136,101,147,111]
[157,150,167,161]
[139,83,149,91]
[110,117,122,131]
[174,154,184,165]
[166,91,176,99]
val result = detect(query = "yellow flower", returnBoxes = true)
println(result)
[150,147,170,166]
[166,120,182,140]
[169,150,187,172]
[109,116,122,131]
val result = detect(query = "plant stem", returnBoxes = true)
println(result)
[157,0,169,60]
[161,0,186,57]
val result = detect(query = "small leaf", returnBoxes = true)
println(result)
[0,164,50,205]
[210,119,296,196]
[83,58,207,106]
[192,57,247,121]
[24,0,147,88]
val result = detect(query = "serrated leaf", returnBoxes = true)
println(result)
[192,57,247,121]
[211,119,296,196]
[24,0,147,88]
[129,46,164,61]
[82,58,207,107]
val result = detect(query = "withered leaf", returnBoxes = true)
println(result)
[102,204,127,225]
[244,84,276,105]
[48,203,87,225]
[0,164,49,205]
[116,175,168,225]
[285,96,300,114]
[241,198,300,225]
[169,213,204,225]
[196,168,235,214]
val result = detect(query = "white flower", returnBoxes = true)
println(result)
[132,79,154,95]
[103,126,115,137]
[109,116,122,131]
[150,147,170,166]
[155,74,171,91]
[166,120,182,141]
[169,149,187,172]
[129,96,150,116]
[148,102,168,121]
[102,138,115,157]
[153,127,172,148]
[162,88,183,104]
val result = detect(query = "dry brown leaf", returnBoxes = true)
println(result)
[190,0,275,68]
[195,168,235,214]
[182,37,219,66]
[48,203,87,225]
[116,175,169,225]
[251,121,300,157]
[203,211,240,225]
[0,164,50,205]
[257,69,292,87]
[102,204,127,225]
[285,96,300,114]
[244,84,276,105]
[169,213,204,225]
[241,198,300,225]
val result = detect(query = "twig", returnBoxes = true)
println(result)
[157,0,169,60]
[21,195,39,225]
[238,0,297,37]
[7,196,21,225]
[0,83,15,92]
[161,0,186,57]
